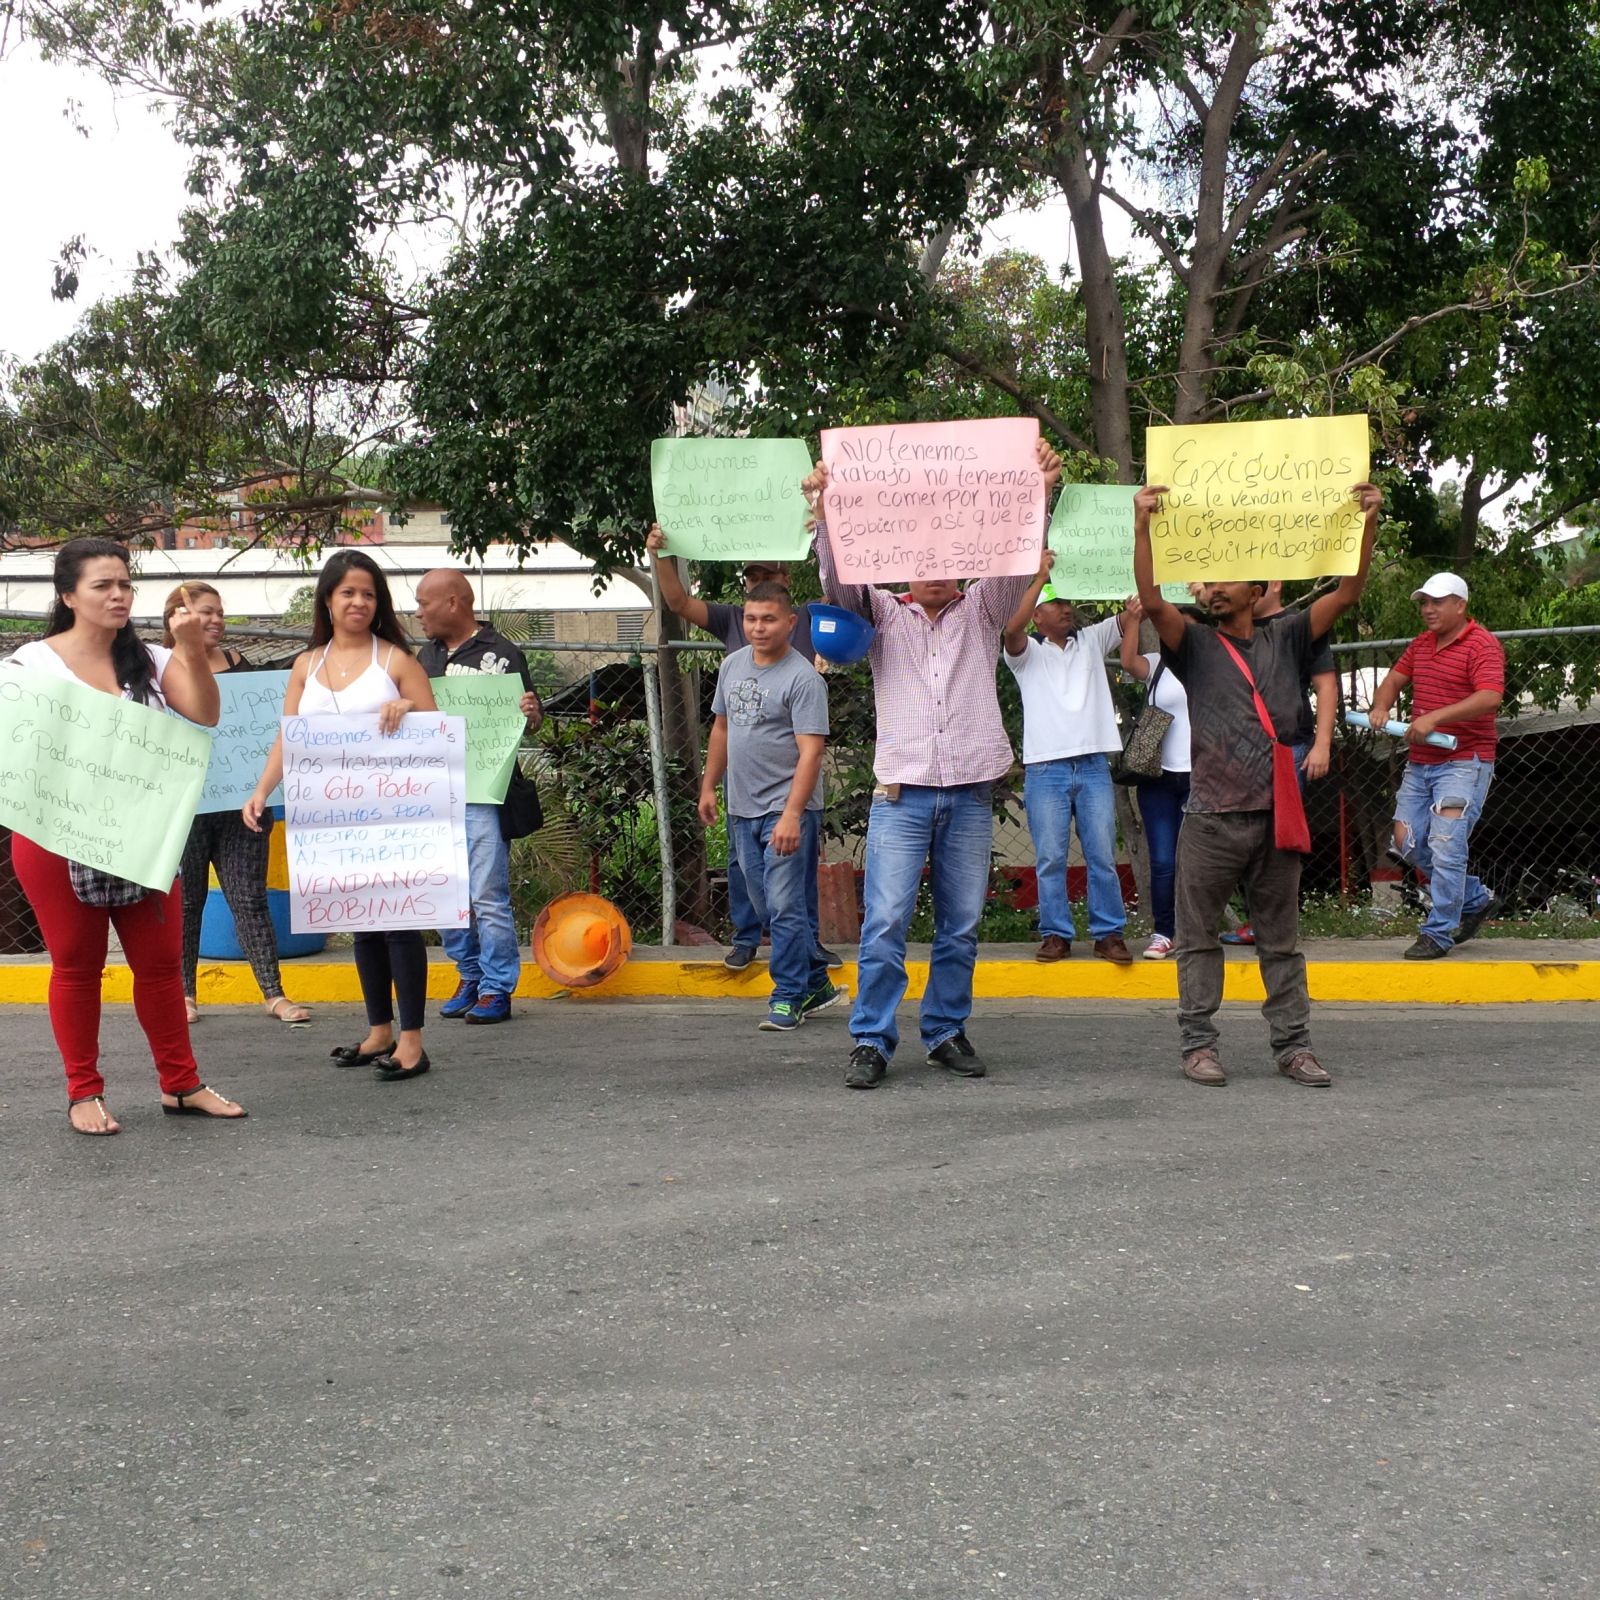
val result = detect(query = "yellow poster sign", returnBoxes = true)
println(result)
[1145,414,1370,581]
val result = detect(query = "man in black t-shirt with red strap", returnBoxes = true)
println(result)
[1132,482,1383,1090]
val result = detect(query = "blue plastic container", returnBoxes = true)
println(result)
[200,887,326,960]
[809,603,877,664]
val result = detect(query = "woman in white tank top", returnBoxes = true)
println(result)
[245,552,440,1080]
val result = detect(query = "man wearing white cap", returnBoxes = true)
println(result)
[1367,573,1505,959]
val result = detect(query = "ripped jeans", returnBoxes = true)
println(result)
[1392,757,1495,949]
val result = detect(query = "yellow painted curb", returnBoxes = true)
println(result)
[2,957,1598,1006]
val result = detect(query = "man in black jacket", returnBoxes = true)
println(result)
[415,569,543,1025]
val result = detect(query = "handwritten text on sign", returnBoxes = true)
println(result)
[191,669,290,813]
[283,713,469,934]
[1146,414,1370,581]
[0,666,210,889]
[651,437,814,561]
[431,673,527,805]
[820,418,1044,583]
[1047,485,1190,603]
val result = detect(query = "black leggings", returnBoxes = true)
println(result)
[352,931,428,1033]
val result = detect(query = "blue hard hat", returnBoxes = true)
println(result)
[809,603,876,664]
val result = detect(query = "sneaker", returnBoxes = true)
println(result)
[723,944,759,971]
[1454,896,1500,945]
[926,1033,987,1078]
[1278,1049,1332,1087]
[1036,934,1071,962]
[845,1044,887,1089]
[798,981,847,1019]
[816,945,845,969]
[1403,935,1450,960]
[1143,933,1174,960]
[1093,933,1134,964]
[1182,1047,1227,1086]
[439,980,479,1019]
[1220,924,1255,946]
[759,1000,803,1032]
[463,991,511,1025]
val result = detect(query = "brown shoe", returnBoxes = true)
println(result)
[1279,1050,1331,1087]
[1093,933,1133,965]
[1036,935,1071,963]
[1182,1047,1227,1086]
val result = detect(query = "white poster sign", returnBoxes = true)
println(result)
[282,713,470,934]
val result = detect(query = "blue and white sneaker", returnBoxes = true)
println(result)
[759,1000,803,1032]
[439,980,479,1019]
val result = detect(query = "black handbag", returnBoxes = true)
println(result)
[499,761,544,841]
[1111,661,1175,786]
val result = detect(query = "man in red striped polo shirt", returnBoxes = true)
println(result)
[1367,573,1505,959]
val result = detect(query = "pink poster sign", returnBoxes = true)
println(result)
[820,418,1045,583]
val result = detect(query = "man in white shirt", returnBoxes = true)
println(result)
[1003,552,1135,963]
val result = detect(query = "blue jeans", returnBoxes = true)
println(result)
[440,803,522,995]
[729,800,829,958]
[1392,757,1495,949]
[1135,772,1190,939]
[730,812,824,1006]
[851,783,992,1059]
[1023,755,1124,942]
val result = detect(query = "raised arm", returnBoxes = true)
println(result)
[161,591,221,726]
[804,462,882,622]
[1132,485,1189,653]
[1003,549,1055,657]
[1119,595,1151,680]
[975,437,1064,629]
[1306,483,1384,641]
[646,523,712,630]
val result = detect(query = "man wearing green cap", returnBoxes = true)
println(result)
[1003,551,1138,963]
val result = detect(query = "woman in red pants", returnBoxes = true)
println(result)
[4,538,249,1135]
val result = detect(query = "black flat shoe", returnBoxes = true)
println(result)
[331,1043,392,1068]
[374,1051,431,1082]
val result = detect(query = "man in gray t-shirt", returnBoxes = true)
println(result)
[700,584,841,1031]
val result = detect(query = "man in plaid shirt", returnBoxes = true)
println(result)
[806,439,1063,1088]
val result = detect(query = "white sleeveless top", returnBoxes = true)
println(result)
[3,638,174,703]
[298,637,401,716]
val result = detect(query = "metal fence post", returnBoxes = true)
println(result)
[638,649,677,946]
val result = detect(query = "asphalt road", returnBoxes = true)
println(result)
[2,998,1596,1600]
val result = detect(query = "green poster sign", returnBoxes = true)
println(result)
[1048,483,1189,603]
[0,666,212,890]
[431,674,527,804]
[650,437,814,560]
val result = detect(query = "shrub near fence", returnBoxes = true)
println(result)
[1,623,1598,956]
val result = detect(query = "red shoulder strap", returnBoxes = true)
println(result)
[1215,632,1281,744]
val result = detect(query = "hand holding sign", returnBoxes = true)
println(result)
[819,418,1047,584]
[1145,414,1371,581]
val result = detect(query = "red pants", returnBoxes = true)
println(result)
[12,835,202,1103]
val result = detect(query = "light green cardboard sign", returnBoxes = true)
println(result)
[431,674,527,804]
[1048,483,1190,603]
[651,437,814,560]
[0,666,212,890]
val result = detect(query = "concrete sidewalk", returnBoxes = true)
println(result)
[3,937,1598,1005]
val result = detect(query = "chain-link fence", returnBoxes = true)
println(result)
[3,621,1599,958]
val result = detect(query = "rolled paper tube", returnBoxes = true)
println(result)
[1344,710,1458,750]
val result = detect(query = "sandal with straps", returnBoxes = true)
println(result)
[68,1095,119,1136]
[162,1085,248,1120]
[265,997,312,1026]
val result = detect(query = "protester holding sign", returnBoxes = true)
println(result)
[415,568,544,1024]
[3,538,246,1135]
[1001,550,1137,965]
[164,583,311,1029]
[1133,481,1382,1090]
[244,551,440,1082]
[809,435,1063,1090]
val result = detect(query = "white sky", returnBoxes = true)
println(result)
[0,40,1095,367]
